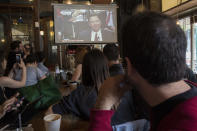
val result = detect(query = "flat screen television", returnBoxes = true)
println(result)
[53,4,118,44]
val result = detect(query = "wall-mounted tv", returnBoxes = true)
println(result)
[53,4,118,44]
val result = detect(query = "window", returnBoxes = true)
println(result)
[178,15,197,74]
[192,16,197,73]
[178,17,191,68]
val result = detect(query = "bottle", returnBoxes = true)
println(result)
[55,64,60,82]
[55,64,60,74]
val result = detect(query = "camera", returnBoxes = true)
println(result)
[16,54,21,63]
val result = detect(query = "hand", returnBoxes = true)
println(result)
[18,60,26,69]
[12,63,18,69]
[0,94,19,117]
[94,75,130,110]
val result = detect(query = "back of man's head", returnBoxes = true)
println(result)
[123,12,187,85]
[103,44,119,61]
[10,40,21,51]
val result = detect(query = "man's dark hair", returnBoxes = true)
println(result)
[103,44,119,61]
[122,11,187,85]
[82,49,109,93]
[25,54,37,64]
[35,51,45,63]
[88,14,101,21]
[10,40,21,50]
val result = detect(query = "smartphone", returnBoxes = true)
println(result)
[16,54,21,63]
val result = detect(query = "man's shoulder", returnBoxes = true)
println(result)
[170,96,197,117]
[158,96,197,130]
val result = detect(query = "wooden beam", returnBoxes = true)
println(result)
[150,0,162,12]
[33,0,40,52]
[0,3,33,8]
[0,8,33,14]
[58,0,63,3]
[92,0,112,4]
[42,19,49,65]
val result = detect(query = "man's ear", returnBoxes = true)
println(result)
[125,57,132,76]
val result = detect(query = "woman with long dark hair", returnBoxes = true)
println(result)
[48,49,109,120]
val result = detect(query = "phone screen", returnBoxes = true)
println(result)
[16,54,21,63]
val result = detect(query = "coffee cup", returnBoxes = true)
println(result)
[43,114,61,131]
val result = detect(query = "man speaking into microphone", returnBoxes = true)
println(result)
[78,14,114,42]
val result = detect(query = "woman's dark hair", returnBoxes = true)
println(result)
[25,54,37,64]
[35,51,45,63]
[0,45,7,75]
[82,49,109,93]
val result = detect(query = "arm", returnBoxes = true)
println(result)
[0,60,26,88]
[89,109,114,131]
[89,75,130,131]
[52,86,94,119]
[71,64,82,82]
[39,75,46,80]
[37,68,46,81]
[52,89,81,115]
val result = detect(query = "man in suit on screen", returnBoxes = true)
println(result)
[78,15,115,42]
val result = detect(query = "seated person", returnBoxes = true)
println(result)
[71,46,89,82]
[0,46,26,118]
[35,51,49,76]
[14,54,46,87]
[47,49,109,120]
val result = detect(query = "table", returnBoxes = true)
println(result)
[29,110,89,131]
[29,84,89,131]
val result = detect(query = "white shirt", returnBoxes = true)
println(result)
[91,30,102,41]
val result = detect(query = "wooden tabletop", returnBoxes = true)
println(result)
[29,85,89,131]
[30,111,89,131]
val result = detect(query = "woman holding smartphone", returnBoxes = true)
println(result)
[0,46,26,118]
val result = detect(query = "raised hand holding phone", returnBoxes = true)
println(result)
[17,59,25,69]
[16,54,21,64]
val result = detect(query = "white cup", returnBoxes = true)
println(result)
[43,114,61,131]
